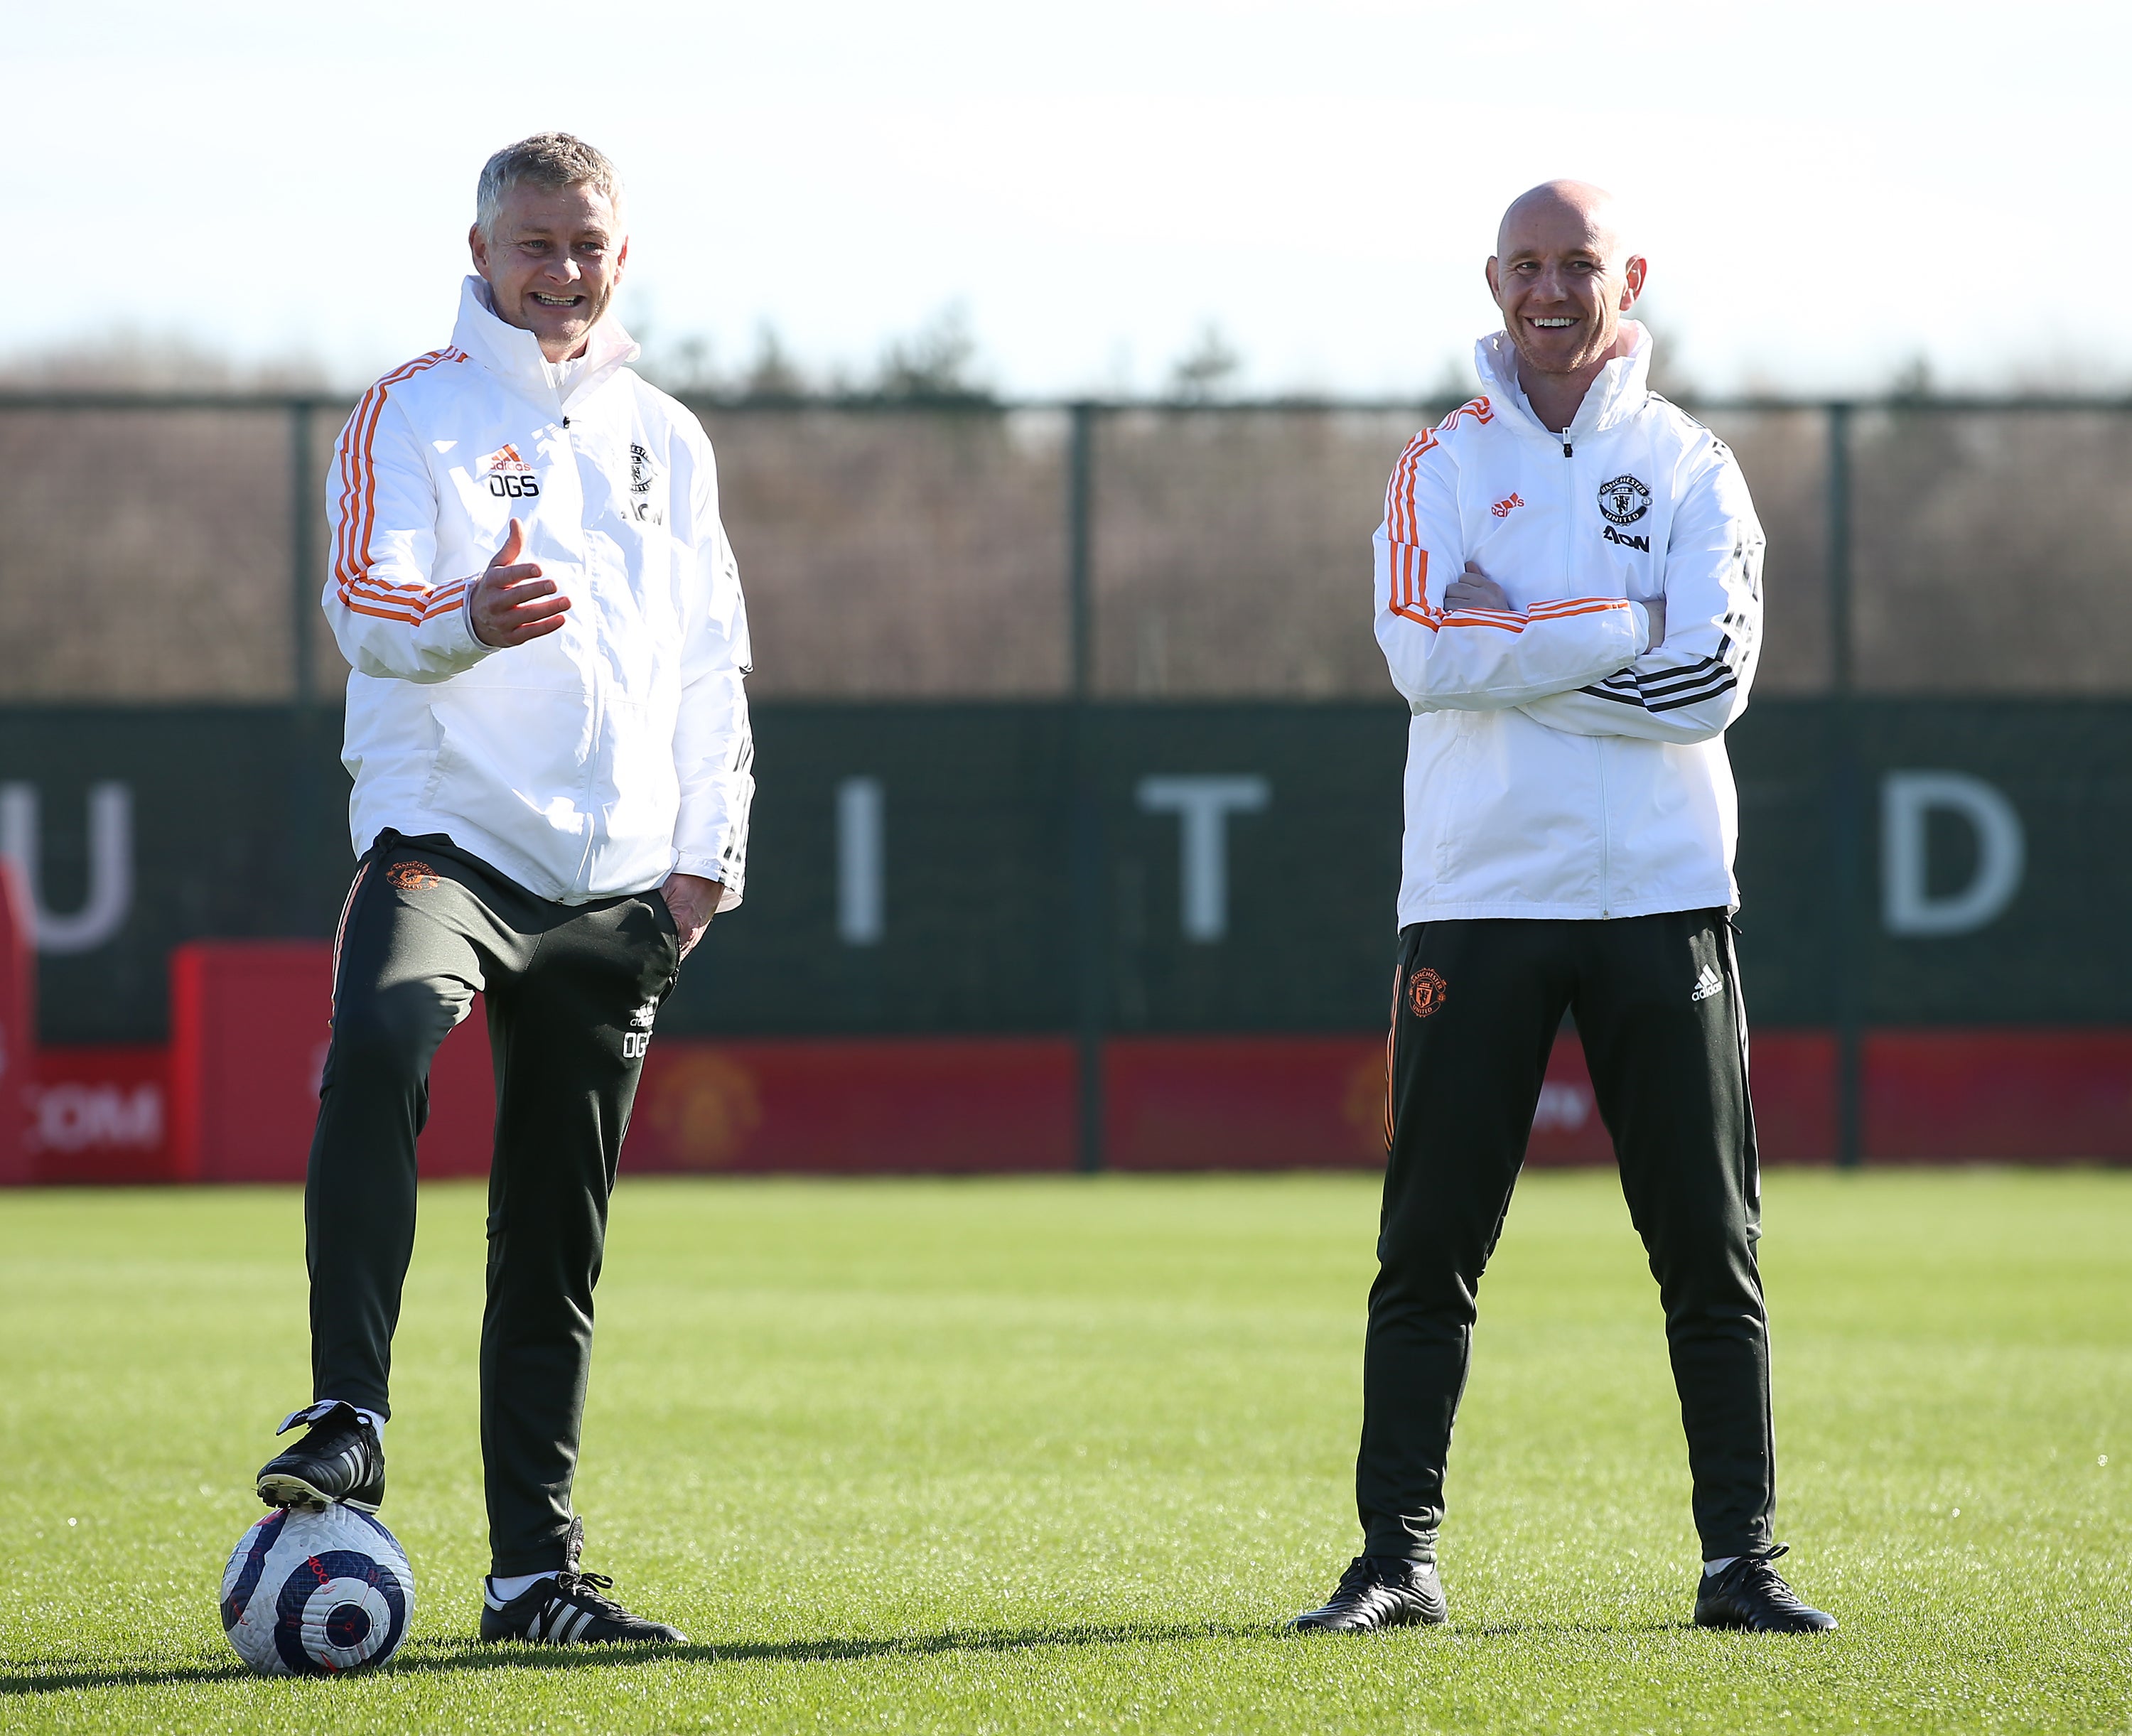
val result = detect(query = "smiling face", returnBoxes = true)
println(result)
[1485,181,1645,387]
[469,180,629,362]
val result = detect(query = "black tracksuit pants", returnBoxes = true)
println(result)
[1358,910,1774,1565]
[306,830,679,1575]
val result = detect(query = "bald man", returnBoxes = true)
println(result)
[1291,182,1834,1635]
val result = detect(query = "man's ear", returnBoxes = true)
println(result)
[469,223,490,278]
[611,232,630,289]
[1484,255,1502,306]
[1620,255,1647,309]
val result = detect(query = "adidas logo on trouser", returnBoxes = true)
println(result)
[1691,964,1725,1003]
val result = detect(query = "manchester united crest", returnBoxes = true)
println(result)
[1598,474,1652,526]
[1406,966,1448,1020]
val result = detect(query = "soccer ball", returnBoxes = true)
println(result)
[220,1504,415,1676]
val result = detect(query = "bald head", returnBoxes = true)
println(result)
[1485,178,1648,426]
[1496,180,1627,266]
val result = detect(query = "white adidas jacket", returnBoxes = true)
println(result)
[325,279,753,908]
[1375,323,1763,926]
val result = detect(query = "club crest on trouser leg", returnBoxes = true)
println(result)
[1406,967,1448,1019]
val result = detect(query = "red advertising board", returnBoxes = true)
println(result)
[11,943,2119,1186]
[625,1038,1076,1173]
[1864,1029,2132,1163]
[1104,1036,1388,1171]
[169,943,327,1182]
[1101,1030,1842,1171]
[168,942,495,1183]
[163,944,1080,1179]
[146,944,1856,1180]
[27,1046,171,1185]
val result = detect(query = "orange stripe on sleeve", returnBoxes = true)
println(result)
[1525,598,1634,622]
[338,353,438,594]
[1380,399,1628,643]
[330,349,465,627]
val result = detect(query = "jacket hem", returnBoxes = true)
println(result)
[352,807,672,906]
[1396,889,1740,925]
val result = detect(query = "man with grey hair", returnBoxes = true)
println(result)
[1292,180,1834,1636]
[252,132,753,1648]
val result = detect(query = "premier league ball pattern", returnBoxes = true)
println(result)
[220,1505,415,1676]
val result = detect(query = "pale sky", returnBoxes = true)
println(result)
[4,0,2110,397]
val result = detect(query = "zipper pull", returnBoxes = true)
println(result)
[1561,430,1573,458]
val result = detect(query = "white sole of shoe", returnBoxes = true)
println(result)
[256,1473,379,1514]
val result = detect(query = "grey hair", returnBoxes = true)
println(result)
[475,133,625,238]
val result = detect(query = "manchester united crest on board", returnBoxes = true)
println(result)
[1598,475,1651,525]
[1406,966,1448,1020]
[387,861,441,892]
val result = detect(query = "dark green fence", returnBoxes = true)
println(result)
[7,391,2132,1171]
[6,699,2126,1050]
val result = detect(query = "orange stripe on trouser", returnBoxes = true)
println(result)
[328,861,370,1026]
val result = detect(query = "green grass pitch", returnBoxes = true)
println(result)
[2,1169,2127,1733]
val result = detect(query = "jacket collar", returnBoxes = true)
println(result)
[1474,320,1654,443]
[450,276,642,414]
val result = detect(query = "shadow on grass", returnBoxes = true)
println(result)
[0,1619,1266,1697]
[4,1614,1760,1695]
[1458,1619,1698,1639]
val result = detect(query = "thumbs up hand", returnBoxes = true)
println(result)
[468,519,571,648]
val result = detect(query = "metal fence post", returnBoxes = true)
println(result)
[288,400,323,931]
[1826,401,1863,1168]
[1066,402,1105,1173]
[290,401,317,714]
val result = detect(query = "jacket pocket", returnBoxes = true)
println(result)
[597,695,683,862]
[646,885,684,974]
[424,691,591,850]
[1428,716,1480,883]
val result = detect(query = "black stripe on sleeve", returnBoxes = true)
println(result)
[1644,671,1739,713]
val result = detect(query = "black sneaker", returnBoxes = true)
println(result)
[255,1401,384,1511]
[479,1519,688,1646]
[1694,1544,1838,1633]
[1291,1554,1448,1632]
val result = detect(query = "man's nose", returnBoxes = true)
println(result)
[539,256,583,282]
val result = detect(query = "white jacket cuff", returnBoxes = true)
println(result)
[671,854,742,909]
[458,586,502,661]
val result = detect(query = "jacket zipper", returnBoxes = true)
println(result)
[1562,420,1610,915]
[567,413,604,901]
